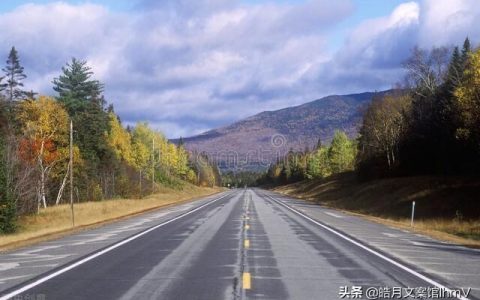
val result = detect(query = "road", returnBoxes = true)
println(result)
[0,189,478,300]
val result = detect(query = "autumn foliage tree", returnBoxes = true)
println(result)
[454,47,480,169]
[260,130,356,185]
[18,96,69,211]
[0,49,213,234]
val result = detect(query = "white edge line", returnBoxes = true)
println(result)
[0,192,230,300]
[266,194,470,300]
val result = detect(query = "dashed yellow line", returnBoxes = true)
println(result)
[242,272,251,289]
[244,239,250,248]
[245,216,250,220]
[245,224,250,230]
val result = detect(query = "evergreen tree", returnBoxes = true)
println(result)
[315,137,322,150]
[0,133,16,233]
[461,37,471,65]
[0,77,5,94]
[445,47,462,89]
[53,58,111,200]
[52,58,104,105]
[178,137,185,147]
[2,47,27,101]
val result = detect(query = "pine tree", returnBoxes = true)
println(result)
[52,58,104,104]
[315,137,322,150]
[461,37,471,65]
[178,137,185,147]
[53,58,111,201]
[0,77,5,94]
[2,47,27,101]
[445,47,462,89]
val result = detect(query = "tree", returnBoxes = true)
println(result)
[403,46,449,98]
[53,58,113,200]
[401,46,451,174]
[53,58,103,104]
[315,137,322,150]
[306,146,330,179]
[358,94,411,169]
[328,131,356,173]
[0,132,16,233]
[461,37,471,64]
[2,47,27,101]
[0,77,6,94]
[107,112,134,166]
[445,47,463,89]
[18,96,69,211]
[454,48,480,151]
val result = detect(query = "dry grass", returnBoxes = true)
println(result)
[0,184,222,251]
[340,212,480,248]
[274,173,480,248]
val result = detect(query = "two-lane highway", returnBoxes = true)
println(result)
[1,189,478,299]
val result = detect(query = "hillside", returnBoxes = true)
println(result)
[179,90,391,171]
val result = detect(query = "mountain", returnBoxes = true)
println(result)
[177,90,391,171]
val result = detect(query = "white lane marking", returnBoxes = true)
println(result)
[392,256,448,260]
[0,192,230,300]
[410,241,480,252]
[13,245,63,255]
[437,272,479,277]
[0,275,30,284]
[16,264,58,269]
[1,254,72,263]
[323,211,343,218]
[266,194,471,300]
[0,263,19,271]
[382,232,402,238]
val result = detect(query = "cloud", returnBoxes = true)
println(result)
[0,0,479,138]
[418,0,480,47]
[319,2,420,93]
[311,0,480,96]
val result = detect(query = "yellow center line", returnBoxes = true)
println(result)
[242,272,251,289]
[244,239,250,248]
[245,224,250,230]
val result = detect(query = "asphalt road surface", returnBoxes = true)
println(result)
[1,189,478,300]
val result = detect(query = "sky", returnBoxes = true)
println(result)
[0,0,479,138]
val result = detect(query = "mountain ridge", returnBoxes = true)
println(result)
[176,90,391,171]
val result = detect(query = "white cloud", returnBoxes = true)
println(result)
[418,0,480,47]
[0,0,479,138]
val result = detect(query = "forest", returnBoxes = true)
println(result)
[0,47,220,233]
[259,38,480,185]
[2,37,479,233]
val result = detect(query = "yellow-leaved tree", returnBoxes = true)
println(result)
[455,48,480,147]
[18,96,69,211]
[107,112,134,166]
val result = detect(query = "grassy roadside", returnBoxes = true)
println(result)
[0,184,223,251]
[273,173,480,248]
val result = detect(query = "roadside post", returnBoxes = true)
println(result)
[70,120,75,227]
[410,201,415,227]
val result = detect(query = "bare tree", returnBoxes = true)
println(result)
[359,93,412,168]
[403,46,449,97]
